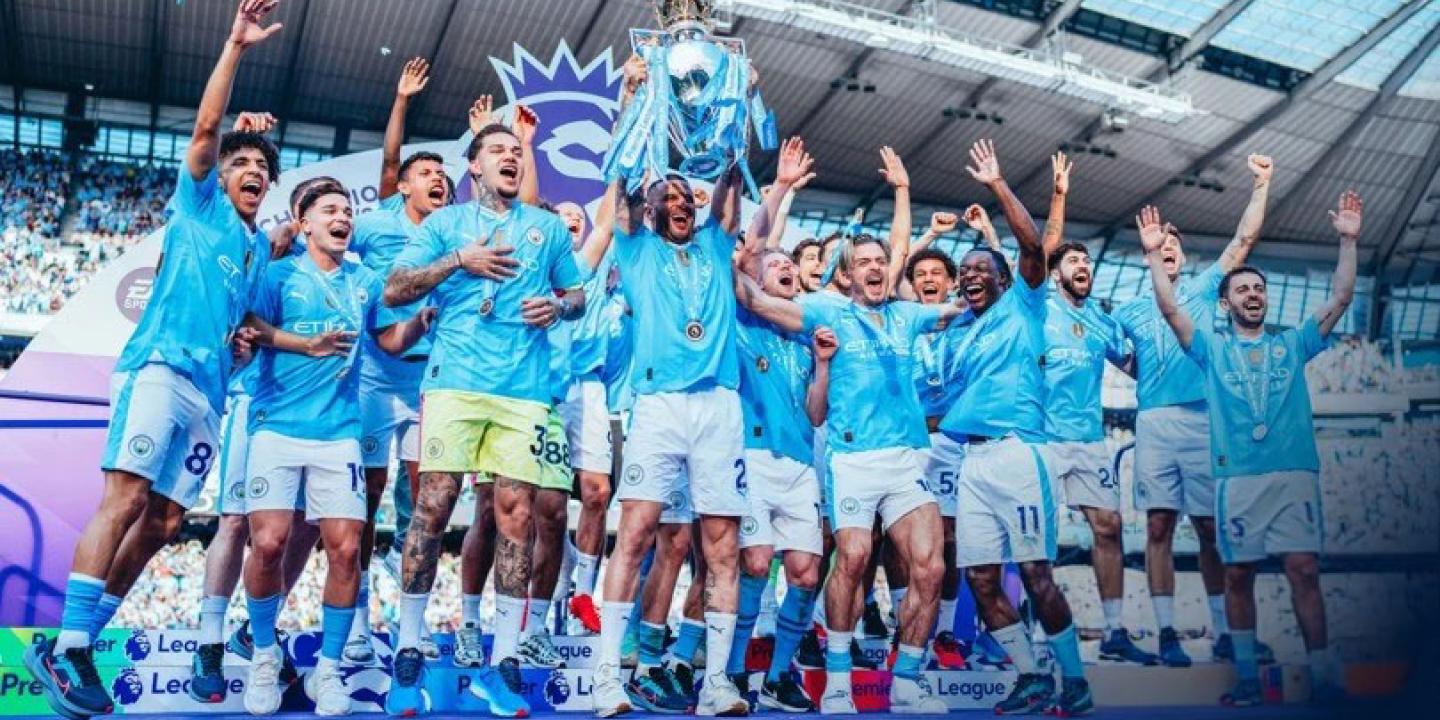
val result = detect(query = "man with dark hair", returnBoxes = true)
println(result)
[23,3,287,716]
[1141,193,1359,706]
[1112,154,1274,668]
[791,237,823,292]
[382,116,584,717]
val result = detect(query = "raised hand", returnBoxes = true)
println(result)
[305,330,356,358]
[878,146,909,189]
[468,95,495,136]
[457,234,520,280]
[930,212,959,235]
[1247,153,1273,185]
[397,57,431,98]
[813,326,839,362]
[961,204,990,231]
[1328,190,1363,240]
[1136,205,1166,254]
[775,136,816,188]
[229,0,284,49]
[1051,150,1073,196]
[623,53,648,95]
[965,139,1002,185]
[232,112,278,134]
[511,104,540,145]
[693,187,711,208]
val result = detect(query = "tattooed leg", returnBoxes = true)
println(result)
[400,472,461,594]
[491,475,537,661]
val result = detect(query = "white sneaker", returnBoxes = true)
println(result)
[244,645,284,716]
[591,666,632,718]
[517,631,566,668]
[305,660,352,716]
[889,675,947,714]
[417,628,440,660]
[453,622,485,667]
[696,673,749,716]
[342,632,375,666]
[819,685,858,715]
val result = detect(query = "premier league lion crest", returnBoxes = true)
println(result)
[544,670,573,707]
[112,667,144,705]
[124,629,152,661]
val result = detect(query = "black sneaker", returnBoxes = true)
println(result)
[994,672,1054,715]
[760,671,814,713]
[795,629,824,670]
[1158,627,1192,668]
[850,638,878,670]
[729,672,757,713]
[384,647,429,715]
[625,666,690,714]
[1053,676,1094,716]
[670,661,699,706]
[860,602,888,639]
[496,656,525,694]
[188,642,228,703]
[23,639,113,719]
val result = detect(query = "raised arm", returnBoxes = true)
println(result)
[610,178,647,239]
[880,147,913,298]
[967,139,1043,287]
[910,212,958,255]
[1042,151,1072,257]
[513,104,541,206]
[379,57,431,200]
[1315,190,1361,337]
[579,189,619,272]
[1138,205,1194,349]
[741,137,815,279]
[711,164,744,236]
[187,0,284,181]
[733,264,804,333]
[807,326,837,427]
[1217,154,1273,272]
[961,204,1002,253]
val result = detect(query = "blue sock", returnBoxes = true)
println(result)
[246,593,282,650]
[768,587,817,682]
[893,644,924,680]
[638,621,667,667]
[825,630,853,673]
[1050,624,1085,679]
[357,583,369,613]
[321,604,357,662]
[58,573,105,648]
[90,593,123,638]
[1232,630,1258,681]
[728,574,768,675]
[670,620,706,666]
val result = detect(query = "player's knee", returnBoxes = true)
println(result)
[1019,561,1056,597]
[789,561,821,591]
[1283,553,1319,587]
[834,543,869,579]
[741,552,770,578]
[1145,512,1176,543]
[966,566,1001,601]
[1224,564,1255,591]
[250,529,289,566]
[912,553,946,594]
[101,483,149,523]
[1091,510,1122,542]
[580,473,611,508]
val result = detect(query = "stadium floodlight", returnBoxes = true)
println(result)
[715,0,1199,123]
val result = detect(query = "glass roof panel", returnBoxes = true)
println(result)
[1211,0,1406,73]
[1337,1,1440,90]
[1399,36,1440,98]
[1080,0,1230,36]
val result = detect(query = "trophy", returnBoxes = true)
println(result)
[602,0,777,195]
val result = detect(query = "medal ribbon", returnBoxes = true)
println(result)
[299,256,361,378]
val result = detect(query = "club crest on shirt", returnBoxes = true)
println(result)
[757,356,769,373]
[424,438,445,460]
[128,435,154,458]
[1272,344,1286,360]
[355,288,370,304]
[528,227,544,246]
[362,436,380,455]
[741,516,759,536]
[249,476,270,498]
[839,497,861,515]
[1072,322,1085,338]
[623,464,644,485]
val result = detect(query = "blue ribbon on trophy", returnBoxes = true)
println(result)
[601,0,779,198]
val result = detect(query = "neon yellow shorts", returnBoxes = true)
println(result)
[473,408,572,492]
[419,389,547,483]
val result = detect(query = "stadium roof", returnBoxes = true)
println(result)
[2,0,1438,287]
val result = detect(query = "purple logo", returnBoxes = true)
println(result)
[115,267,155,323]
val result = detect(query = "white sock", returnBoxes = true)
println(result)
[937,598,958,637]
[525,598,552,639]
[462,593,483,627]
[398,593,429,651]
[199,595,230,646]
[352,593,371,641]
[991,622,1038,674]
[575,553,601,596]
[827,630,852,655]
[825,670,852,697]
[1102,599,1123,633]
[704,611,737,681]
[599,602,633,678]
[889,587,907,618]
[1209,595,1229,637]
[316,655,339,675]
[492,594,526,661]
[1152,595,1175,631]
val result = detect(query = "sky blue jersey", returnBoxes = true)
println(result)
[115,167,270,414]
[601,293,635,413]
[613,217,739,395]
[351,194,431,401]
[248,253,386,442]
[939,280,1049,443]
[802,298,943,454]
[1113,263,1223,410]
[913,314,974,421]
[392,201,582,404]
[736,307,815,464]
[1042,293,1131,443]
[1187,316,1328,478]
[569,250,616,379]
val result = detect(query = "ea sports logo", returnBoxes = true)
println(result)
[543,670,571,706]
[115,267,156,323]
[123,630,151,661]
[112,667,144,706]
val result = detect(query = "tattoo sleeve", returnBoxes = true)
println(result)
[400,473,461,593]
[385,255,457,307]
[494,534,532,597]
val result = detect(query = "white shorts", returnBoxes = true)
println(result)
[740,450,823,555]
[245,431,366,523]
[956,436,1057,567]
[101,363,221,509]
[561,378,613,475]
[214,394,252,516]
[1134,404,1215,517]
[1045,440,1119,511]
[827,447,935,532]
[1217,471,1322,564]
[921,432,965,518]
[617,387,747,517]
[360,387,420,468]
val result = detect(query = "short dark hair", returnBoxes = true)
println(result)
[288,175,341,214]
[791,237,822,264]
[964,245,1014,288]
[646,174,692,207]
[296,179,348,219]
[1046,241,1090,273]
[906,248,956,283]
[399,151,445,181]
[219,131,281,183]
[1220,265,1267,296]
[465,123,517,161]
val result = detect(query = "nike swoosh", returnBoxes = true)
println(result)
[50,665,70,694]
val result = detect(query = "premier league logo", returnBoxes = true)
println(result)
[111,667,144,706]
[544,670,572,707]
[123,629,152,662]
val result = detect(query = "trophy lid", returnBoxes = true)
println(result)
[652,0,714,31]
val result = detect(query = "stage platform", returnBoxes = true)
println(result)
[0,628,1409,716]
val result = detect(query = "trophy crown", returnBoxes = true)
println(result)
[651,0,714,30]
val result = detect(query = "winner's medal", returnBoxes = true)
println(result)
[478,298,495,316]
[1229,335,1276,445]
[666,242,712,344]
[1252,423,1268,441]
[686,319,705,341]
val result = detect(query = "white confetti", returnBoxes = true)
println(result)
[380,47,392,56]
